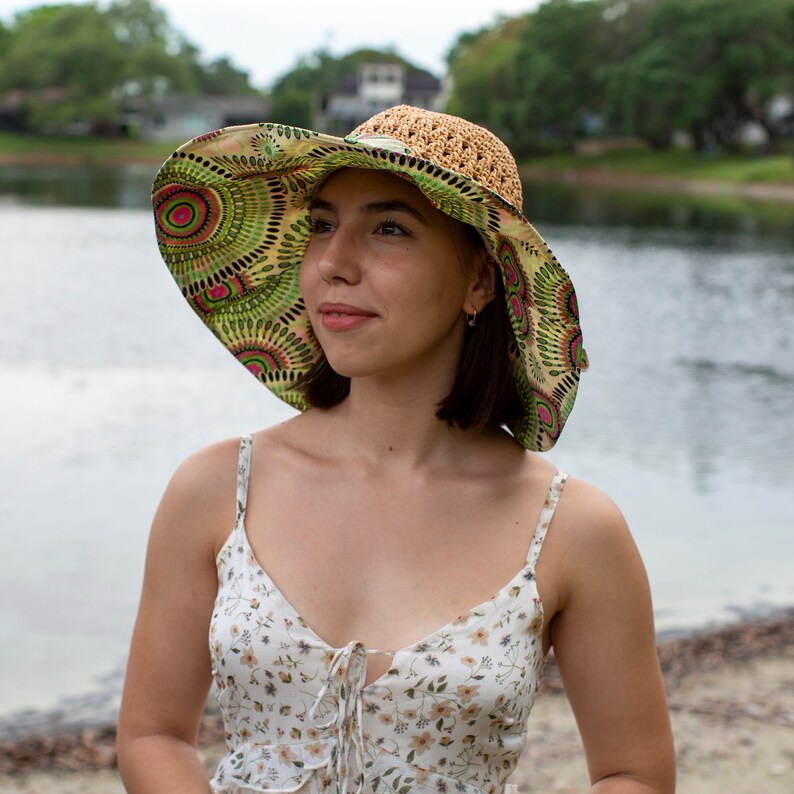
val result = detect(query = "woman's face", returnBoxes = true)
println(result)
[299,168,485,384]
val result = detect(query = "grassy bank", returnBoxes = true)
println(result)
[521,148,794,186]
[0,132,181,165]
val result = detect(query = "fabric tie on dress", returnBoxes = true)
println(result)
[309,640,387,794]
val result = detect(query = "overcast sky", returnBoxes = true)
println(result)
[0,0,544,89]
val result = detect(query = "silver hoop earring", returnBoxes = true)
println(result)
[467,308,477,328]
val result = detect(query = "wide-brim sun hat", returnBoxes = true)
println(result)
[152,104,588,451]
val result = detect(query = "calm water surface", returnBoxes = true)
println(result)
[1,165,792,726]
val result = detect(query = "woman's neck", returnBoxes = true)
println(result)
[333,375,464,469]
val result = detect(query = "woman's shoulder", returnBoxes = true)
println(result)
[167,436,241,502]
[549,473,633,555]
[496,452,629,552]
[149,423,305,564]
[544,473,645,601]
[557,474,626,529]
[153,436,246,553]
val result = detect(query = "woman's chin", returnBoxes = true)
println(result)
[323,357,383,380]
[322,350,411,382]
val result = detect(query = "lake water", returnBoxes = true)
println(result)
[1,164,792,730]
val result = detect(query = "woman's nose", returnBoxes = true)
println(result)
[312,231,362,285]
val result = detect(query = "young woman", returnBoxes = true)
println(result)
[118,106,675,793]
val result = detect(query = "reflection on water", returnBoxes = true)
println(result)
[1,166,792,721]
[0,163,158,209]
[3,163,794,238]
[525,180,794,242]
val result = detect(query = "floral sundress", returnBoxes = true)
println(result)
[209,435,567,794]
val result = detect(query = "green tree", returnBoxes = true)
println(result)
[107,0,197,99]
[0,19,12,60]
[601,0,794,150]
[0,4,125,130]
[268,55,322,127]
[107,0,257,99]
[0,0,260,134]
[445,15,529,149]
[511,0,609,152]
[196,56,257,96]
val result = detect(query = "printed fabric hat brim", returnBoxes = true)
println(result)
[152,106,588,451]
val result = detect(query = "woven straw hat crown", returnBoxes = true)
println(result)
[351,105,523,210]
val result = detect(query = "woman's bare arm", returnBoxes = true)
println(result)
[117,440,238,793]
[546,479,676,793]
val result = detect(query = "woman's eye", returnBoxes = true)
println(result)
[377,219,408,236]
[308,217,334,234]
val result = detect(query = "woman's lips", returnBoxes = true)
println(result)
[318,303,377,331]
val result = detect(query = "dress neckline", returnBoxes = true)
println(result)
[230,514,545,689]
[226,433,564,689]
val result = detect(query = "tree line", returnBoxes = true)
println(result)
[0,0,257,134]
[2,0,793,151]
[0,0,430,137]
[446,0,794,153]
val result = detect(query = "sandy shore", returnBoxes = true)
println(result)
[1,613,791,793]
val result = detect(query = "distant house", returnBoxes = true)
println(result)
[316,63,446,134]
[0,87,87,134]
[120,94,269,141]
[0,91,28,133]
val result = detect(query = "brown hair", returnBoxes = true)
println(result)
[296,220,522,435]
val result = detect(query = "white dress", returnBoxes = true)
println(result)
[209,435,567,793]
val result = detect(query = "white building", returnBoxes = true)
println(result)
[316,63,446,134]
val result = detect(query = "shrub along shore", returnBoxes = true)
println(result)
[520,148,794,203]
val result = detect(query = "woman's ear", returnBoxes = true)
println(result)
[467,249,497,312]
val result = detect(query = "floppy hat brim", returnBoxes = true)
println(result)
[152,122,587,451]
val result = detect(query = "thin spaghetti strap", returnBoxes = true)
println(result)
[526,471,568,571]
[236,434,254,522]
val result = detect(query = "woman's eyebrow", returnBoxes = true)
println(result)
[309,197,428,225]
[309,197,335,213]
[361,200,429,224]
